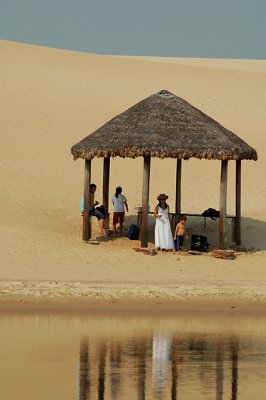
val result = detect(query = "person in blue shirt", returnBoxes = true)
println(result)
[80,184,105,236]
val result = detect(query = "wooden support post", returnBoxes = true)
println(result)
[175,159,182,227]
[219,160,228,249]
[83,159,91,241]
[235,160,241,246]
[141,156,151,248]
[102,157,110,236]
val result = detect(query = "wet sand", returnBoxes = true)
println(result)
[1,279,266,313]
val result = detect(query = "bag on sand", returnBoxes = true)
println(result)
[191,234,209,252]
[127,224,140,240]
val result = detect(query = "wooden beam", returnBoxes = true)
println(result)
[219,160,228,249]
[175,159,182,227]
[235,160,241,246]
[102,157,110,237]
[82,159,91,241]
[141,156,151,248]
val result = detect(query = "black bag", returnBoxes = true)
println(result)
[127,224,140,240]
[191,235,209,252]
[202,208,220,220]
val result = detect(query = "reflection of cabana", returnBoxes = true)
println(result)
[231,338,239,400]
[71,90,257,249]
[137,342,146,400]
[98,344,107,400]
[216,339,224,400]
[79,337,90,400]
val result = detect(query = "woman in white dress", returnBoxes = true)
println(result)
[154,194,175,251]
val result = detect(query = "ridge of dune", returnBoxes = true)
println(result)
[119,55,266,73]
[0,40,265,304]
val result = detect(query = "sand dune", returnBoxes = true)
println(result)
[0,40,266,305]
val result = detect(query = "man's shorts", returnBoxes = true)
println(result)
[113,212,125,225]
[90,208,104,220]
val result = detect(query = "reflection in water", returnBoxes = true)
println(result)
[98,344,106,400]
[171,338,182,400]
[231,338,239,400]
[110,343,122,399]
[79,334,240,400]
[216,338,224,400]
[79,337,90,400]
[137,341,146,400]
[2,312,265,400]
[152,335,172,398]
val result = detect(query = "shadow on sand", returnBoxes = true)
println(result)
[108,214,266,252]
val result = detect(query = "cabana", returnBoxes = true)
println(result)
[71,90,257,249]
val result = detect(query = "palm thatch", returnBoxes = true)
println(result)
[71,90,257,161]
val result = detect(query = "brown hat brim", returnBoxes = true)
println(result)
[157,194,168,201]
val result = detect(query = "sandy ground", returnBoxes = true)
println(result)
[0,40,266,308]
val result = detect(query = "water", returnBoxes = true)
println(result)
[0,310,266,399]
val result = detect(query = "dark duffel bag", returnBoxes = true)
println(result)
[191,235,209,252]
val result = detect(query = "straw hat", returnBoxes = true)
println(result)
[157,193,168,201]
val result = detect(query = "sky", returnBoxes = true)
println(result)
[0,0,266,59]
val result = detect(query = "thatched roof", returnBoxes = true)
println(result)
[71,90,257,161]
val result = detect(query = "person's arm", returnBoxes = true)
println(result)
[124,201,129,212]
[174,223,180,240]
[91,193,98,207]
[154,205,161,218]
[123,196,129,212]
[184,227,188,240]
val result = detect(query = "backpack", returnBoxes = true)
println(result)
[191,235,209,252]
[127,224,140,240]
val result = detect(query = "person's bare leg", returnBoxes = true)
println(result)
[113,224,117,235]
[119,222,123,237]
[98,219,105,236]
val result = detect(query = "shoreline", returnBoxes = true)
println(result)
[1,280,266,313]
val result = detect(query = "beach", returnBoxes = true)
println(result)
[1,39,266,309]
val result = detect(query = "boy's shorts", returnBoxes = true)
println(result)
[174,235,184,250]
[113,212,125,225]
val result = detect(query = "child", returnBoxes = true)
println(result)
[112,186,128,236]
[173,214,188,252]
[154,194,175,251]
